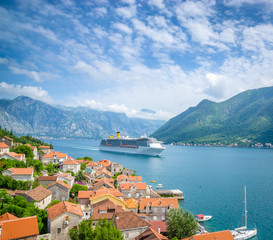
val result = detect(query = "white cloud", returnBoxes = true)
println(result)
[94,7,107,17]
[148,0,165,9]
[112,22,133,34]
[116,5,136,18]
[0,82,53,103]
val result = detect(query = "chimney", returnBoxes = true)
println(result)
[158,226,160,233]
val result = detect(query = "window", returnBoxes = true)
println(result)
[57,228,61,233]
[65,216,69,221]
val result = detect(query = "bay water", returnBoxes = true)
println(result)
[48,139,273,239]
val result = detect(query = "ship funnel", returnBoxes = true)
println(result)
[117,132,120,138]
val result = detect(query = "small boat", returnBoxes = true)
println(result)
[150,180,156,183]
[196,214,212,222]
[231,186,257,240]
[156,184,163,189]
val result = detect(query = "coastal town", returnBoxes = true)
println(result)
[0,134,240,239]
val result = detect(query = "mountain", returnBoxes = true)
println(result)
[151,86,273,145]
[0,96,165,139]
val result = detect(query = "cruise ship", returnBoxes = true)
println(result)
[99,132,165,156]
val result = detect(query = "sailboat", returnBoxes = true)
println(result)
[231,186,257,240]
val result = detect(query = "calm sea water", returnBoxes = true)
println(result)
[48,139,273,239]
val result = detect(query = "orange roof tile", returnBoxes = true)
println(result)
[7,168,34,175]
[119,182,147,190]
[25,185,52,202]
[78,191,92,199]
[47,201,83,220]
[94,177,114,184]
[0,212,18,222]
[0,143,9,148]
[47,180,70,190]
[89,179,115,190]
[91,199,118,221]
[43,151,67,158]
[139,198,179,210]
[90,188,124,199]
[97,159,111,167]
[125,198,139,209]
[87,161,98,166]
[63,159,80,165]
[0,216,39,239]
[39,145,50,149]
[1,152,25,161]
[135,227,168,240]
[181,230,234,240]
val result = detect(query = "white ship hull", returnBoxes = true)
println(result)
[99,145,165,156]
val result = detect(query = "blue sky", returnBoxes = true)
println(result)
[0,0,273,120]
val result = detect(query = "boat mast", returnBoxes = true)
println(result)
[245,186,247,228]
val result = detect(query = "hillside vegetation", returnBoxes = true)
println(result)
[152,86,273,146]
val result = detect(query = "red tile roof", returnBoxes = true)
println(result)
[38,175,58,181]
[0,216,39,239]
[7,168,34,175]
[91,199,118,221]
[78,188,124,199]
[0,212,18,222]
[3,136,13,141]
[94,177,114,184]
[181,230,235,240]
[47,201,83,220]
[25,185,52,202]
[1,152,25,161]
[115,208,150,230]
[119,182,147,190]
[97,159,112,167]
[88,179,115,190]
[150,221,167,233]
[87,161,98,166]
[139,198,179,210]
[135,227,168,240]
[0,143,9,148]
[117,175,143,182]
[47,180,70,190]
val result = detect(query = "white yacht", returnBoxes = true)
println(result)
[231,186,257,240]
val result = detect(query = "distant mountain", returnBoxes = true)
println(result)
[151,86,273,145]
[0,96,165,139]
[141,108,156,114]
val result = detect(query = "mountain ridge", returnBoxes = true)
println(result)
[151,86,273,145]
[0,96,165,139]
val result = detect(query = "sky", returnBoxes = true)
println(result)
[0,0,273,120]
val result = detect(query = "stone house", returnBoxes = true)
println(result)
[114,208,150,240]
[97,159,112,170]
[62,159,80,175]
[110,162,124,175]
[2,168,34,182]
[0,152,26,163]
[119,182,147,199]
[88,178,115,191]
[38,175,58,186]
[117,175,143,186]
[23,185,52,209]
[47,201,83,239]
[47,180,70,201]
[55,171,75,188]
[95,168,112,179]
[139,198,179,221]
[41,151,68,165]
[0,136,14,148]
[0,213,39,239]
[85,161,102,174]
[0,142,10,154]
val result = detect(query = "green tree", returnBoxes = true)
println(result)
[13,145,34,158]
[70,184,88,198]
[75,170,87,182]
[26,158,44,173]
[166,208,198,239]
[45,163,58,174]
[69,218,123,240]
[77,156,93,161]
